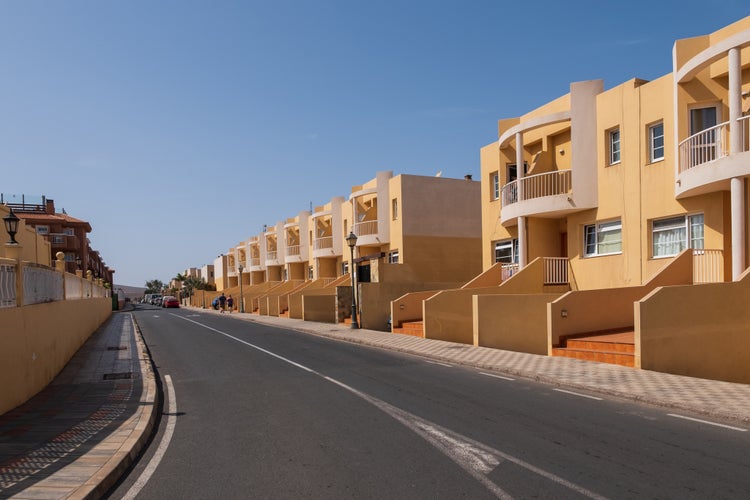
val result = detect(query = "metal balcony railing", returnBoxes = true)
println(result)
[0,263,16,308]
[266,251,278,261]
[251,258,260,266]
[501,170,572,207]
[313,237,333,250]
[353,220,378,236]
[501,263,519,281]
[287,245,300,256]
[678,116,750,173]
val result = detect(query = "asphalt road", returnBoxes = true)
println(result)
[108,306,750,499]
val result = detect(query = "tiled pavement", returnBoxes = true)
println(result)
[1,305,749,498]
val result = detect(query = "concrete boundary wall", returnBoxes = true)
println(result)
[0,298,111,415]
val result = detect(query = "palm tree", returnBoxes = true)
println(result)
[145,279,164,294]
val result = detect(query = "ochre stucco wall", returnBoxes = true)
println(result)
[0,298,111,415]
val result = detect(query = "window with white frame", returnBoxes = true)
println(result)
[652,214,704,258]
[491,172,500,200]
[308,266,314,280]
[649,122,664,162]
[494,239,519,263]
[388,250,399,264]
[36,225,49,235]
[584,220,622,257]
[342,262,349,275]
[608,128,621,165]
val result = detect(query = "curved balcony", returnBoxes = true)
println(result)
[676,116,750,198]
[312,236,337,258]
[353,220,381,246]
[500,170,575,225]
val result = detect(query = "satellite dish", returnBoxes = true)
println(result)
[435,171,442,177]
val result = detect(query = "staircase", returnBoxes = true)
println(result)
[552,329,635,367]
[392,321,424,338]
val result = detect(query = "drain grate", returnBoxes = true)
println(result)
[103,372,132,380]
[107,346,128,351]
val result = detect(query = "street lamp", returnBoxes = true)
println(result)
[238,264,245,313]
[346,231,359,329]
[3,207,20,244]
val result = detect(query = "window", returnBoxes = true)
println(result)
[652,214,704,258]
[491,172,500,200]
[494,239,519,263]
[308,266,314,280]
[584,220,622,257]
[52,234,65,244]
[36,225,49,235]
[64,253,75,262]
[608,129,621,165]
[689,106,719,163]
[63,228,75,236]
[649,122,664,162]
[342,262,349,275]
[391,198,398,220]
[388,250,399,264]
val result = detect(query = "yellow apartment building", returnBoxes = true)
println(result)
[441,14,750,383]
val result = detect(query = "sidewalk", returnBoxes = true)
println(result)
[1,306,748,499]
[0,311,156,500]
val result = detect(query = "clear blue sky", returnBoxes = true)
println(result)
[0,1,745,286]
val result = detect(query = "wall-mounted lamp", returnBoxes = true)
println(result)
[3,207,20,244]
[561,309,568,318]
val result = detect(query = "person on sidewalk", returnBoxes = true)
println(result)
[218,293,226,313]
[226,295,234,313]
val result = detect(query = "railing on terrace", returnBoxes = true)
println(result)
[0,262,16,308]
[0,259,108,307]
[286,245,300,256]
[543,257,569,286]
[251,257,261,266]
[314,237,333,250]
[693,249,724,284]
[501,170,572,207]
[678,116,750,173]
[353,220,378,236]
[266,251,278,261]
[501,263,519,281]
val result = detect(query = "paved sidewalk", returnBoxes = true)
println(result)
[1,305,748,499]
[0,311,156,499]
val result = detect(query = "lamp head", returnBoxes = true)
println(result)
[346,231,357,248]
[3,207,20,244]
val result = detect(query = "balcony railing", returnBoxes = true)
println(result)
[266,251,278,261]
[0,263,16,308]
[313,237,333,250]
[693,249,724,284]
[353,220,378,236]
[501,170,572,207]
[678,116,750,173]
[543,257,569,286]
[287,245,300,256]
[251,257,260,266]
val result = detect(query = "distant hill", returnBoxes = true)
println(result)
[114,284,147,300]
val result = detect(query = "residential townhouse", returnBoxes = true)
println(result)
[399,15,750,384]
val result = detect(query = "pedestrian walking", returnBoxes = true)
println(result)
[227,295,234,313]
[218,292,226,313]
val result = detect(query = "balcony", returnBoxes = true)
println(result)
[676,116,750,198]
[500,170,574,224]
[353,220,380,246]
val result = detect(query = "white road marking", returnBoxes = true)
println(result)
[667,413,747,432]
[174,315,606,499]
[121,375,177,500]
[424,360,453,367]
[480,372,515,381]
[553,389,603,401]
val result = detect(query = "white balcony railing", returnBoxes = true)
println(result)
[693,249,724,284]
[0,263,16,308]
[286,245,300,256]
[501,170,572,207]
[543,257,569,286]
[314,237,333,250]
[251,257,260,267]
[679,122,729,173]
[266,251,278,261]
[353,220,378,236]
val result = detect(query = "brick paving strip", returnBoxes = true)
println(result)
[0,313,157,499]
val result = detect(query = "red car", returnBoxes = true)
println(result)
[162,296,180,308]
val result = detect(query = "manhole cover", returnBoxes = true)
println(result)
[107,346,127,351]
[103,372,132,380]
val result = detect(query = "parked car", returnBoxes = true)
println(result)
[162,296,179,308]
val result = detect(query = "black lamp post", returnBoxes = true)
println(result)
[238,264,245,313]
[3,207,20,244]
[346,231,359,329]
